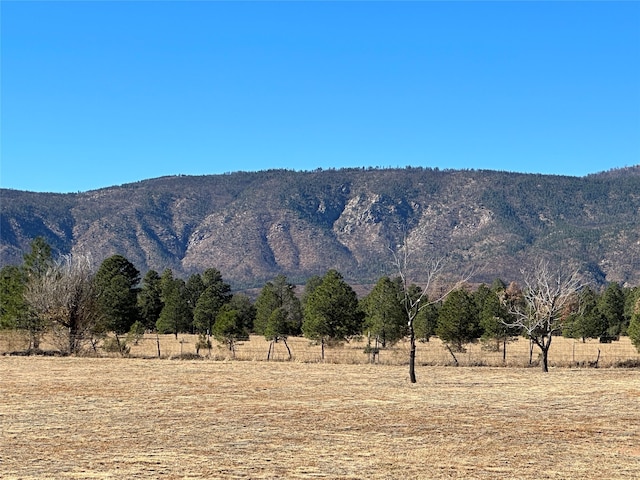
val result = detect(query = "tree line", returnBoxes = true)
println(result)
[2,238,640,378]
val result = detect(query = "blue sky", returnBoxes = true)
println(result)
[2,1,639,193]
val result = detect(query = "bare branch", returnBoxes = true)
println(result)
[23,252,102,354]
[390,234,478,382]
[502,259,584,371]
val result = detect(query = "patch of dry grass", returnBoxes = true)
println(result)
[1,357,639,479]
[85,333,640,368]
[4,331,639,368]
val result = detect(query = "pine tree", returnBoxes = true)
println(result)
[562,286,607,342]
[156,270,191,337]
[254,275,302,359]
[138,270,163,330]
[628,297,640,353]
[94,255,140,335]
[599,282,626,338]
[227,294,256,333]
[185,273,206,314]
[362,276,406,348]
[477,283,519,361]
[212,304,250,357]
[14,237,55,348]
[192,269,232,335]
[413,299,439,342]
[0,265,27,330]
[436,288,480,364]
[193,286,225,334]
[302,270,364,360]
[23,236,53,279]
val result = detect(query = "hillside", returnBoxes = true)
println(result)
[2,167,640,288]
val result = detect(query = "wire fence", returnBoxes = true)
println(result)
[2,331,639,368]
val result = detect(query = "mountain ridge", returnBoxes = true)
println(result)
[2,166,639,288]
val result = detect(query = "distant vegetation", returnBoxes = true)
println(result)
[2,238,640,373]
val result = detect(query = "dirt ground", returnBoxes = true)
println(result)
[1,357,639,479]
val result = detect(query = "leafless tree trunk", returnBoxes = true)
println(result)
[444,343,459,366]
[282,338,292,360]
[24,253,102,355]
[502,338,507,362]
[503,259,583,372]
[529,338,534,365]
[267,337,292,361]
[391,238,474,383]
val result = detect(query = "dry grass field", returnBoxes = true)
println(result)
[135,334,639,368]
[3,331,639,367]
[1,354,639,479]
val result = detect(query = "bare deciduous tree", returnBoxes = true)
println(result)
[392,239,474,383]
[503,259,583,372]
[24,252,103,355]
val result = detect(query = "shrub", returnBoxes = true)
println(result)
[102,337,130,356]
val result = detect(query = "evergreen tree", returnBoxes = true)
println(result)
[623,286,640,330]
[156,270,191,337]
[138,270,163,330]
[23,236,53,279]
[227,294,256,333]
[413,299,439,342]
[10,237,56,348]
[628,296,640,353]
[254,275,301,359]
[436,288,480,363]
[255,275,301,329]
[563,286,607,342]
[193,286,225,334]
[301,275,323,309]
[212,304,250,357]
[260,307,291,359]
[185,273,206,314]
[201,268,230,292]
[0,265,27,330]
[302,269,364,360]
[94,255,140,335]
[362,276,406,348]
[599,282,626,338]
[473,283,493,315]
[477,283,519,361]
[192,269,232,335]
[490,278,507,292]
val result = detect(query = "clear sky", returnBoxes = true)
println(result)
[1,1,639,193]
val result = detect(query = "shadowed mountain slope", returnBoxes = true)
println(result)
[2,166,639,288]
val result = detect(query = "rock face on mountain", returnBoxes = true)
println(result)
[2,167,640,288]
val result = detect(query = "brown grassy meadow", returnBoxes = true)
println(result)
[3,324,640,369]
[4,330,638,367]
[1,345,639,479]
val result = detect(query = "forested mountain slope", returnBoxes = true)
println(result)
[2,167,639,288]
